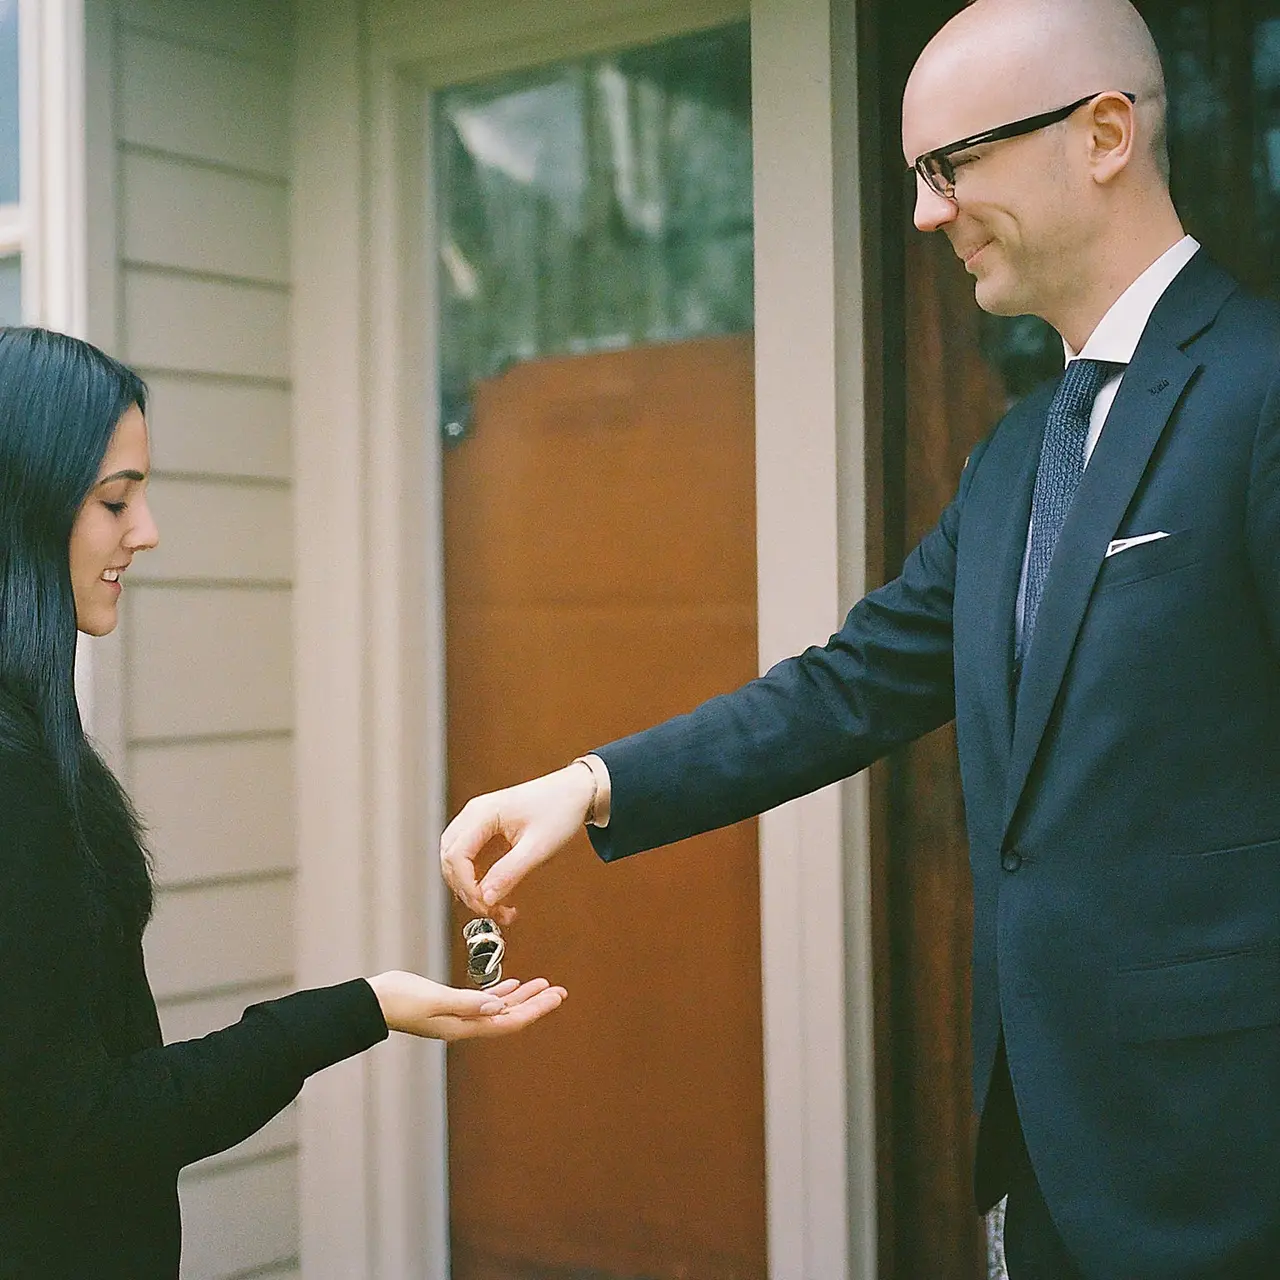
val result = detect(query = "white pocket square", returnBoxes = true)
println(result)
[1105,531,1170,558]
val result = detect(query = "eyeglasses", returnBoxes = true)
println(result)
[910,91,1137,200]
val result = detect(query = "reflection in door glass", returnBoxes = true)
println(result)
[435,24,752,440]
[0,0,17,206]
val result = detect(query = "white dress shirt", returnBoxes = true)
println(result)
[1014,234,1201,634]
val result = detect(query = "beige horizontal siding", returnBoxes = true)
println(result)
[123,150,289,285]
[126,587,292,740]
[119,0,293,67]
[118,30,289,178]
[143,374,291,480]
[177,1154,298,1279]
[138,480,292,584]
[103,2,300,1275]
[133,736,294,885]
[145,877,295,1001]
[123,270,289,381]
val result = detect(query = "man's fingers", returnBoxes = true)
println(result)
[478,836,550,909]
[487,902,518,928]
[440,801,505,913]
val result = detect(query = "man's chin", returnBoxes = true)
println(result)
[972,274,1024,317]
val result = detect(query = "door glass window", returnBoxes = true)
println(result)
[434,23,752,439]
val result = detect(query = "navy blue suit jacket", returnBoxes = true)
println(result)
[589,251,1280,1279]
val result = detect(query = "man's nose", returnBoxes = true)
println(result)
[913,175,958,232]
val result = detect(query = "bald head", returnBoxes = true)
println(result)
[904,0,1168,183]
[900,0,1184,342]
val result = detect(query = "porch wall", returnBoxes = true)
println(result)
[86,1,301,1276]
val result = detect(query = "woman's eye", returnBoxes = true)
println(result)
[103,501,128,515]
[950,153,977,170]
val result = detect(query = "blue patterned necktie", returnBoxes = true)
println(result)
[1017,357,1123,663]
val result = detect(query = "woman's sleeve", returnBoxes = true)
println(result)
[0,754,388,1179]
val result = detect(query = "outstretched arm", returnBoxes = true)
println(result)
[0,754,564,1184]
[441,435,988,915]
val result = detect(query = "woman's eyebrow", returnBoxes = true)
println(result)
[95,469,147,486]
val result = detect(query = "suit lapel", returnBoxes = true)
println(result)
[963,387,1049,773]
[998,251,1236,842]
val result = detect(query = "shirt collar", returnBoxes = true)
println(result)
[1063,234,1201,364]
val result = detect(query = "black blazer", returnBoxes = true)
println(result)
[589,251,1280,1279]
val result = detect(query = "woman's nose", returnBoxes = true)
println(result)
[127,495,160,552]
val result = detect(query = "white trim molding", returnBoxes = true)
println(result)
[13,0,89,329]
[292,2,379,1275]
[28,0,88,335]
[751,1,873,1276]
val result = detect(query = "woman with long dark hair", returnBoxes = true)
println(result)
[0,327,565,1278]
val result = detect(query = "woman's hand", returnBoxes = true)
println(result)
[366,971,566,1041]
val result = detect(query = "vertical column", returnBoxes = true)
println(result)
[751,0,874,1275]
[293,1,374,1275]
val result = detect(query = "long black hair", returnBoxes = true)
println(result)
[0,327,153,933]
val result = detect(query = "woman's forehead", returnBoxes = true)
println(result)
[98,404,150,474]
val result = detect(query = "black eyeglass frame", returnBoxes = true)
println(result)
[910,91,1138,199]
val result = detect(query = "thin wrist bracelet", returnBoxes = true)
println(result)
[571,756,598,825]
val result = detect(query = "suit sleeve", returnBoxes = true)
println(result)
[0,753,388,1182]
[589,435,990,861]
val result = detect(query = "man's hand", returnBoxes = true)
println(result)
[367,972,566,1040]
[440,763,596,923]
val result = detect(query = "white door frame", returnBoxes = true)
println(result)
[292,2,873,1276]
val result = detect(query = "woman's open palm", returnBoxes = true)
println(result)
[367,971,566,1041]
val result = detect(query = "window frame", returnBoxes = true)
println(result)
[2,0,88,330]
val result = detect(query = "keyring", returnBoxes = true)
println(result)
[463,917,505,989]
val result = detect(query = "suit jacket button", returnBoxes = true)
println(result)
[1001,850,1023,873]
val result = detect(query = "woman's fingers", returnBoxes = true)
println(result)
[434,980,567,1040]
[437,975,527,1018]
[474,983,566,1036]
[493,976,551,1007]
[372,969,568,1039]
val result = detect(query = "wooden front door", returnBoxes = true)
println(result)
[442,335,765,1280]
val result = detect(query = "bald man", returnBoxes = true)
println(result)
[442,2,1280,1275]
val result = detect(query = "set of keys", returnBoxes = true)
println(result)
[463,917,505,989]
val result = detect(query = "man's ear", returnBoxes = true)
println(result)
[1086,92,1136,185]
